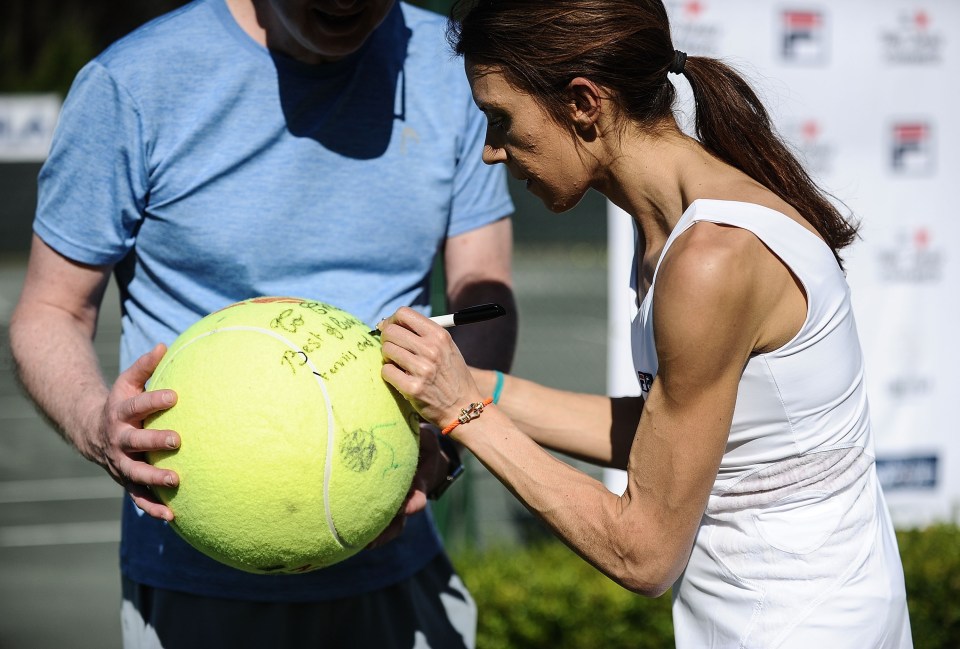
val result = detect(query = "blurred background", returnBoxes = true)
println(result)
[2,1,959,648]
[0,1,611,646]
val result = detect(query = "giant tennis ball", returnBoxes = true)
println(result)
[145,297,420,574]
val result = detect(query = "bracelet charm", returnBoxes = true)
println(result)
[457,401,486,424]
[441,397,493,436]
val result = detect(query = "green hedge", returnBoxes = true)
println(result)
[454,541,673,649]
[897,524,960,649]
[453,524,960,649]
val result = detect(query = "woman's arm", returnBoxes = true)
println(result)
[472,368,643,469]
[381,224,771,595]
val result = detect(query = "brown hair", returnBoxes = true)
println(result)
[449,0,858,267]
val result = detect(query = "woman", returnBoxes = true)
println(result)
[378,0,912,646]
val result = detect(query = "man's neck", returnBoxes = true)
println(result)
[226,0,268,47]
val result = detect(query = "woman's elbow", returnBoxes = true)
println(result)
[617,572,674,598]
[611,551,681,597]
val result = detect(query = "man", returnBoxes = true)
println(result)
[8,0,517,647]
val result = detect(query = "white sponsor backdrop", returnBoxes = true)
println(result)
[606,0,959,527]
[0,94,61,162]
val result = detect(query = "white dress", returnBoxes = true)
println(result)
[631,200,912,648]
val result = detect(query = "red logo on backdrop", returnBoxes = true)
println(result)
[780,9,828,64]
[785,118,834,177]
[682,0,703,19]
[890,121,935,175]
[666,0,721,55]
[877,227,943,283]
[881,9,943,64]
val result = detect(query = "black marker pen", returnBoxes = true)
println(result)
[369,303,506,336]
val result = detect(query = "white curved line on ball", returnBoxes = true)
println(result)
[163,326,353,550]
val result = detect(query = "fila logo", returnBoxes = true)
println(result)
[891,121,934,175]
[781,9,828,64]
[637,372,654,393]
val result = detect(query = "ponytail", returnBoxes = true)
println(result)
[451,0,859,268]
[682,57,858,267]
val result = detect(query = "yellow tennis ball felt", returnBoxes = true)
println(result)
[145,297,420,575]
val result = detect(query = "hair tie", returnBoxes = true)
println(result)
[668,50,687,75]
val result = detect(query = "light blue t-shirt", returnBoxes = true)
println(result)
[35,0,512,601]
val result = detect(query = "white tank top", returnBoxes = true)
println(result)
[631,200,911,648]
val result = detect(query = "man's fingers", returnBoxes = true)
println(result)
[118,425,180,453]
[128,487,175,522]
[403,489,428,516]
[117,388,177,425]
[118,453,178,489]
[121,344,167,390]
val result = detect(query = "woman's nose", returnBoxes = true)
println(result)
[482,143,507,165]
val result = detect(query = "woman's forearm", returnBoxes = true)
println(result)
[472,369,643,468]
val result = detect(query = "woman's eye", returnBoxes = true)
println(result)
[487,113,508,130]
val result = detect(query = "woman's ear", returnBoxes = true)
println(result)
[565,77,603,132]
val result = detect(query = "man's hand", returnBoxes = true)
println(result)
[87,344,182,521]
[366,423,447,549]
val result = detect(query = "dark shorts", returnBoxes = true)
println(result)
[120,553,476,649]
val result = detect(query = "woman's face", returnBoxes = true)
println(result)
[468,64,592,213]
[264,0,395,63]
